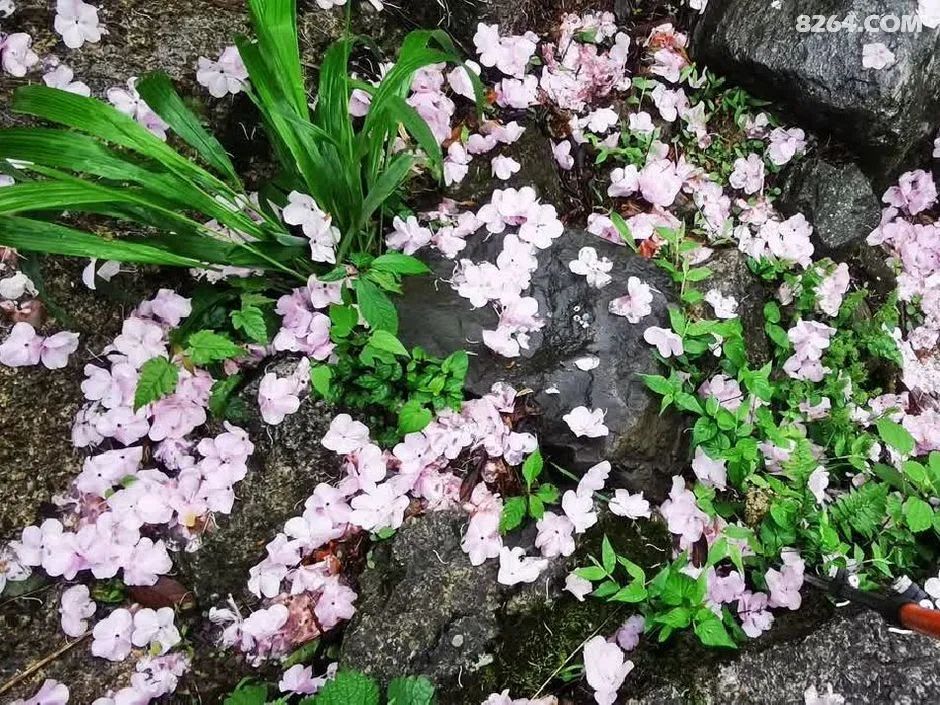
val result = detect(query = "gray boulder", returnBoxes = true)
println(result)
[691,0,940,185]
[397,229,683,497]
[779,154,883,252]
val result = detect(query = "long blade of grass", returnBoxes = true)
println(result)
[136,72,240,184]
[245,0,307,117]
[358,153,415,232]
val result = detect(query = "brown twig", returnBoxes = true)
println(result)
[0,633,90,696]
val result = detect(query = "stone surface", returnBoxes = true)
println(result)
[780,154,883,252]
[633,608,940,705]
[397,229,684,497]
[691,0,940,185]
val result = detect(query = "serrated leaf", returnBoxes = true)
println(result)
[499,496,528,534]
[386,675,436,705]
[876,418,915,456]
[308,670,380,705]
[522,448,543,489]
[133,356,178,410]
[185,329,242,365]
[527,494,545,519]
[208,374,242,419]
[535,482,560,504]
[693,610,736,648]
[609,580,648,603]
[903,496,933,533]
[231,304,268,344]
[355,277,398,333]
[329,304,359,339]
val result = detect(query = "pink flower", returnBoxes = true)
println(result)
[729,153,765,194]
[737,590,773,637]
[462,511,502,566]
[643,326,683,357]
[444,142,472,186]
[0,322,43,367]
[447,61,481,101]
[60,584,96,637]
[242,604,289,641]
[497,546,548,586]
[40,330,80,369]
[569,246,613,288]
[10,679,69,705]
[491,155,521,181]
[553,140,574,170]
[495,75,539,109]
[112,317,166,368]
[137,289,192,327]
[43,64,91,96]
[322,413,370,454]
[609,490,651,519]
[258,367,307,425]
[107,79,170,140]
[614,615,645,651]
[562,490,597,533]
[862,42,895,70]
[638,159,683,207]
[1,33,39,77]
[279,664,325,696]
[584,107,619,134]
[882,169,938,215]
[54,0,103,49]
[535,511,576,557]
[763,213,814,268]
[766,552,804,610]
[565,572,593,601]
[609,277,653,323]
[816,262,850,316]
[578,461,610,495]
[706,568,746,606]
[132,607,181,654]
[698,374,743,411]
[196,46,248,98]
[767,127,807,166]
[562,406,609,438]
[583,635,633,705]
[124,537,172,586]
[314,576,357,629]
[691,447,727,490]
[628,111,654,134]
[608,165,639,198]
[349,481,409,531]
[95,405,151,444]
[807,466,830,505]
[386,215,432,255]
[92,607,134,661]
[659,476,708,548]
[473,23,538,78]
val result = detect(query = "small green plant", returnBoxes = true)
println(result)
[224,670,436,705]
[499,449,562,533]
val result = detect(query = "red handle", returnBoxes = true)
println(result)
[899,603,940,640]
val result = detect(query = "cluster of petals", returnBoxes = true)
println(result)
[282,191,341,263]
[108,78,171,140]
[783,320,836,382]
[54,0,103,49]
[0,32,39,77]
[0,322,79,369]
[196,45,248,98]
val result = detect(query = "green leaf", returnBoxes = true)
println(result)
[521,448,543,489]
[499,496,528,534]
[133,356,178,410]
[136,72,240,183]
[535,482,560,504]
[693,609,736,648]
[186,330,242,365]
[527,494,545,519]
[398,399,433,435]
[609,580,648,603]
[307,670,380,705]
[224,681,268,705]
[368,329,409,357]
[371,252,430,275]
[601,535,616,573]
[575,565,607,582]
[355,277,398,334]
[903,496,934,533]
[208,374,242,419]
[386,675,436,705]
[329,304,359,339]
[310,364,334,399]
[231,304,269,344]
[876,418,916,456]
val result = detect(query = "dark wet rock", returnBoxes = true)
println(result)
[397,229,683,497]
[0,581,131,702]
[176,357,342,604]
[342,510,672,705]
[632,608,940,705]
[691,0,940,185]
[779,154,882,253]
[698,248,771,366]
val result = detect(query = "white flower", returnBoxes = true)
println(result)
[704,289,738,319]
[568,247,613,289]
[562,406,609,438]
[54,0,103,49]
[491,155,521,180]
[497,546,548,586]
[862,43,895,70]
[197,46,249,98]
[42,64,91,96]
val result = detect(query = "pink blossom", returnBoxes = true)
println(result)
[112,317,166,368]
[650,83,687,122]
[322,413,371,454]
[767,127,807,166]
[282,191,340,262]
[107,79,170,140]
[60,584,96,637]
[862,42,895,70]
[788,320,836,362]
[447,61,481,100]
[643,326,683,357]
[54,0,103,49]
[10,679,69,705]
[691,447,727,490]
[444,142,472,186]
[497,546,548,586]
[495,75,539,109]
[43,64,91,96]
[706,568,746,606]
[651,47,687,83]
[638,159,683,207]
[569,246,613,288]
[535,511,576,557]
[766,552,805,610]
[729,153,765,194]
[816,262,850,316]
[482,120,526,145]
[279,664,325,696]
[552,140,574,170]
[609,490,651,519]
[737,590,773,637]
[608,277,653,323]
[698,374,743,411]
[196,46,248,98]
[578,461,610,495]
[0,322,43,367]
[628,111,654,134]
[1,33,39,77]
[132,607,181,654]
[314,576,357,629]
[562,406,609,438]
[92,607,134,661]
[492,155,521,181]
[614,615,645,651]
[473,23,538,78]
[124,538,172,586]
[764,213,814,268]
[562,489,597,534]
[349,481,409,531]
[659,476,708,548]
[583,635,633,705]
[386,215,432,255]
[462,511,502,566]
[608,165,639,198]
[807,467,830,505]
[95,405,151,444]
[704,288,738,319]
[882,170,937,215]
